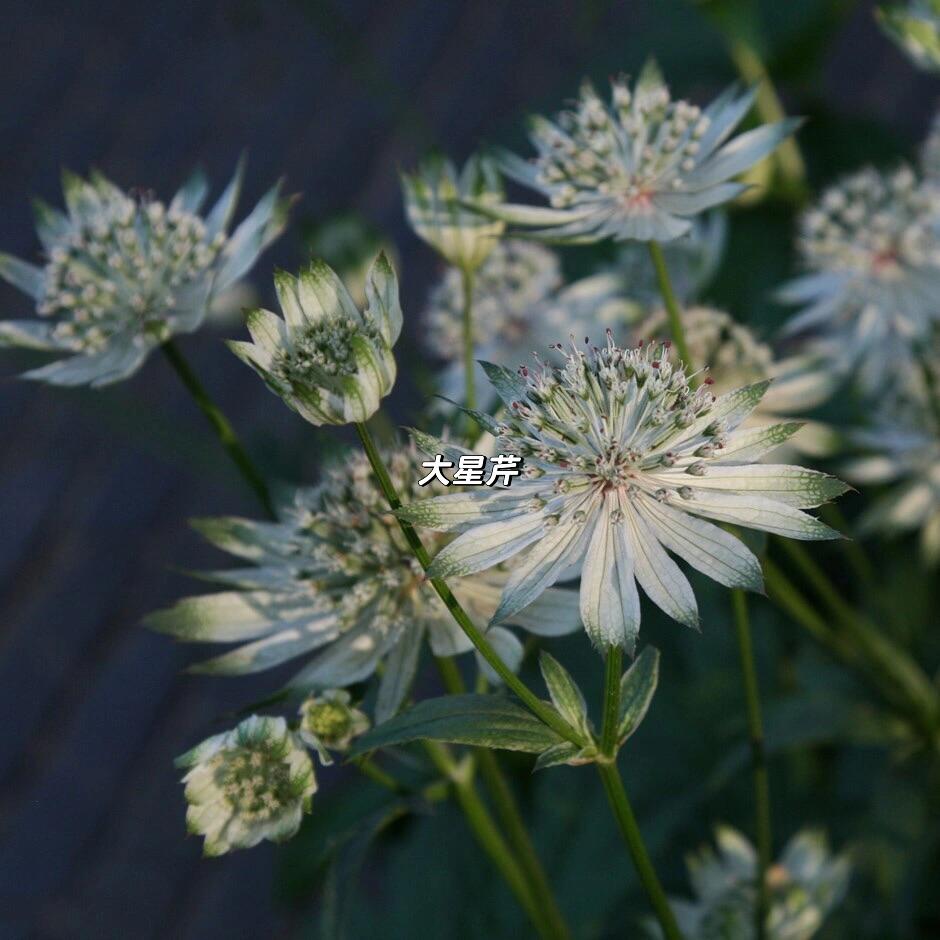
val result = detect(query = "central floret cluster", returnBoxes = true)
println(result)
[489,60,797,243]
[408,335,845,650]
[799,166,940,281]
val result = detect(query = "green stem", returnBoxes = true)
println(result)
[728,39,807,200]
[596,761,683,940]
[600,645,623,757]
[422,741,551,938]
[648,242,696,383]
[776,540,939,734]
[763,554,938,739]
[434,657,570,940]
[731,588,771,940]
[819,503,874,586]
[461,267,477,414]
[354,420,581,745]
[162,340,274,517]
[353,756,407,794]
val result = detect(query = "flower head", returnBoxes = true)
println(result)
[402,154,505,272]
[634,306,840,459]
[147,441,579,720]
[423,239,635,408]
[229,253,402,426]
[0,164,288,386]
[176,715,315,856]
[484,60,798,243]
[298,689,369,764]
[407,336,846,651]
[841,385,940,564]
[778,164,940,398]
[877,1,940,72]
[647,826,850,940]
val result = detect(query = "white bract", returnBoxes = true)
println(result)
[0,165,287,386]
[423,239,635,408]
[646,826,850,940]
[404,336,846,652]
[147,442,580,721]
[778,165,940,399]
[482,60,798,243]
[878,1,940,72]
[634,306,841,459]
[298,689,369,765]
[176,715,315,857]
[228,254,401,426]
[841,389,940,564]
[402,154,505,272]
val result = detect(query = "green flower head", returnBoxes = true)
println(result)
[176,715,316,857]
[229,253,402,426]
[402,154,505,272]
[298,689,370,764]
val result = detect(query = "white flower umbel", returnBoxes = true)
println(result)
[778,165,940,399]
[423,239,635,408]
[634,306,840,459]
[298,689,369,765]
[481,60,799,243]
[0,164,288,387]
[646,826,850,940]
[405,336,846,651]
[228,253,401,426]
[878,1,940,72]
[176,715,315,857]
[842,389,940,565]
[146,442,580,721]
[402,154,505,272]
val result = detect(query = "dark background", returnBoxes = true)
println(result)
[0,1,937,937]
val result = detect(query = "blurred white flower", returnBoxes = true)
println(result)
[481,60,798,243]
[877,1,940,72]
[423,239,636,408]
[841,387,940,564]
[778,165,940,399]
[634,306,841,459]
[404,337,846,652]
[402,154,505,272]
[176,715,315,857]
[0,164,288,386]
[298,689,369,765]
[228,254,401,427]
[147,441,580,720]
[647,826,850,939]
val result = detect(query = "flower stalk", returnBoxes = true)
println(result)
[648,241,695,377]
[161,339,274,517]
[461,268,476,413]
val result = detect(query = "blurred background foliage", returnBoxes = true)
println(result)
[1,0,939,937]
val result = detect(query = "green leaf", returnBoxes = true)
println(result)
[349,694,564,756]
[617,646,660,742]
[539,652,590,737]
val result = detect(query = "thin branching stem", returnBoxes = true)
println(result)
[648,241,695,381]
[731,588,771,940]
[162,340,274,517]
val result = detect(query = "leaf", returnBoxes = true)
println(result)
[617,646,660,742]
[349,694,564,756]
[539,652,590,736]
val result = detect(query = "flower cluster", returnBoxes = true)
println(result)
[0,165,287,386]
[298,689,370,764]
[147,440,580,720]
[634,306,839,459]
[404,335,846,650]
[423,239,635,407]
[484,60,797,243]
[402,154,505,272]
[778,164,940,398]
[646,827,850,940]
[228,253,401,426]
[176,715,316,857]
